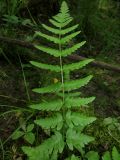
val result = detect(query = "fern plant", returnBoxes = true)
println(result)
[22,1,96,159]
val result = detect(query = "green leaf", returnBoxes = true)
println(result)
[66,111,96,128]
[22,132,64,160]
[30,61,60,72]
[42,24,79,35]
[85,151,100,160]
[30,59,93,74]
[61,41,86,57]
[34,113,63,130]
[60,1,69,15]
[102,151,111,160]
[112,146,120,160]
[27,124,34,132]
[33,83,61,94]
[64,75,93,91]
[12,130,24,140]
[33,75,93,94]
[24,132,35,144]
[49,18,73,28]
[22,145,49,160]
[30,99,63,111]
[66,129,94,151]
[65,96,95,108]
[61,31,81,44]
[53,12,72,24]
[35,45,60,57]
[63,59,94,72]
[52,1,72,24]
[35,31,60,44]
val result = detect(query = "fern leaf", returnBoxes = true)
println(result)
[22,146,47,160]
[64,75,93,91]
[34,113,63,130]
[29,99,63,111]
[30,61,60,72]
[33,83,61,94]
[35,31,60,44]
[33,75,92,94]
[49,18,73,28]
[60,1,69,14]
[66,129,94,151]
[65,97,95,109]
[35,45,60,57]
[112,147,120,160]
[66,111,96,128]
[63,59,93,72]
[53,12,72,23]
[52,1,71,24]
[22,132,64,160]
[30,59,92,73]
[85,151,100,160]
[61,41,86,57]
[102,151,111,160]
[42,24,79,35]
[61,31,81,44]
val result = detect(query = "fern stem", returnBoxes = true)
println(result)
[59,29,65,102]
[59,28,66,139]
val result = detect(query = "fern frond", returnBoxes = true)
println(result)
[60,1,69,15]
[64,75,93,91]
[66,129,94,151]
[35,45,60,57]
[66,111,96,128]
[49,18,73,28]
[42,24,79,35]
[52,2,72,24]
[102,151,111,160]
[85,151,100,160]
[30,61,61,72]
[61,31,81,44]
[22,132,64,160]
[112,146,120,160]
[65,96,95,109]
[33,75,92,94]
[53,13,72,23]
[61,41,86,57]
[63,59,94,72]
[35,31,60,44]
[33,83,61,94]
[22,146,47,160]
[34,113,63,130]
[29,99,63,111]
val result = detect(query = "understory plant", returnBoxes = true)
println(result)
[85,146,120,160]
[22,1,97,159]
